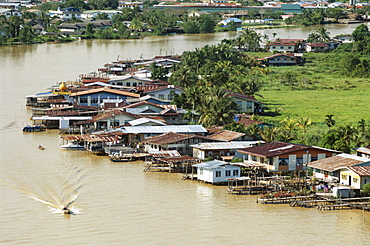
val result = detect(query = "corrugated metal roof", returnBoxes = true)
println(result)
[148,150,180,157]
[129,117,166,126]
[191,141,262,150]
[121,125,207,134]
[354,147,370,155]
[348,166,370,176]
[193,160,231,169]
[208,130,245,141]
[308,153,369,172]
[238,141,340,158]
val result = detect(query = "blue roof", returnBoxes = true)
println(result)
[226,18,242,23]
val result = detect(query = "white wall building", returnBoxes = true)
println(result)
[193,160,241,184]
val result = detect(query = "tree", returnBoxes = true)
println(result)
[199,15,215,33]
[352,24,369,42]
[325,114,336,129]
[182,21,199,34]
[296,117,312,135]
[88,0,118,9]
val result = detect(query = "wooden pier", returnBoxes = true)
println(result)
[256,195,370,212]
[258,195,316,204]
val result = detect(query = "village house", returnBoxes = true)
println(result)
[142,131,216,155]
[191,141,262,160]
[188,11,210,18]
[265,39,305,53]
[258,53,304,67]
[305,42,329,52]
[118,1,144,10]
[81,10,121,19]
[354,147,370,158]
[145,85,184,100]
[341,165,370,190]
[69,88,141,107]
[120,124,208,144]
[308,153,369,183]
[0,8,22,18]
[237,141,340,173]
[219,18,243,28]
[76,109,141,131]
[227,91,265,113]
[334,34,354,43]
[49,7,82,20]
[107,75,152,87]
[193,160,241,184]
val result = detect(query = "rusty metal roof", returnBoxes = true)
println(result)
[142,131,212,145]
[62,135,118,142]
[348,166,370,176]
[208,130,245,142]
[238,141,340,158]
[308,153,369,172]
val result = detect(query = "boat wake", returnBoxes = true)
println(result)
[0,163,88,215]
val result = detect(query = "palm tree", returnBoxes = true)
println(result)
[280,117,297,141]
[317,27,331,42]
[296,117,312,135]
[325,114,336,129]
[259,127,281,143]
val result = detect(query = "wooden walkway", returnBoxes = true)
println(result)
[258,195,316,204]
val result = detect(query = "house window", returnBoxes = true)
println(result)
[288,47,291,49]
[353,177,358,183]
[296,157,304,165]
[311,157,318,162]
[80,98,87,104]
[226,170,231,176]
[279,159,288,166]
[200,169,203,175]
[280,46,284,49]
[158,94,165,99]
[233,170,239,176]
[215,171,221,177]
[133,82,137,87]
[236,101,242,109]
[91,98,99,104]
[126,82,130,87]
[272,46,276,49]
[178,147,183,152]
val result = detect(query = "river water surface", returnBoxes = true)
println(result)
[1,24,369,245]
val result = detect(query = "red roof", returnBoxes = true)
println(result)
[307,42,329,47]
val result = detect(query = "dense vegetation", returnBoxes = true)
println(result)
[169,24,370,153]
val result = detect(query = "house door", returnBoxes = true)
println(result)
[349,175,352,186]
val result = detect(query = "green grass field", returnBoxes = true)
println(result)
[256,52,370,128]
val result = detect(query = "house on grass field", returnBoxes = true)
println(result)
[237,141,340,173]
[258,53,304,67]
[193,160,241,184]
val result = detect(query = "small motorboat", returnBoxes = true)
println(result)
[38,145,45,150]
[60,142,84,150]
[62,207,72,214]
